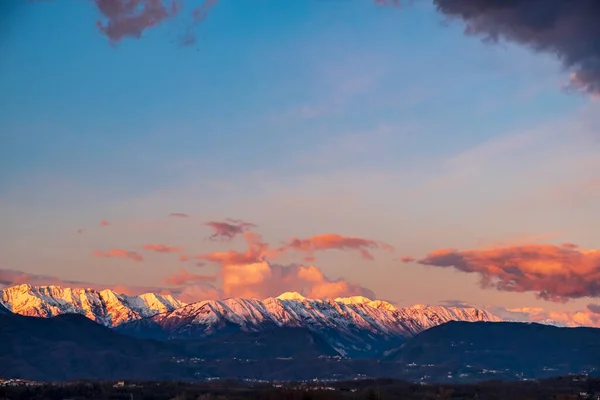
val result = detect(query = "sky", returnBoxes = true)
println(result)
[1,0,600,327]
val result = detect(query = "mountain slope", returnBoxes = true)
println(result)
[0,313,339,381]
[0,302,10,314]
[5,316,600,382]
[0,284,184,326]
[0,312,184,381]
[116,292,501,357]
[174,327,340,359]
[385,321,600,376]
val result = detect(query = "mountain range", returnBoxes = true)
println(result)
[1,284,501,357]
[2,284,600,382]
[2,311,599,382]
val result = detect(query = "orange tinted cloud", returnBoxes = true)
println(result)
[197,232,275,265]
[143,243,183,253]
[282,233,393,261]
[92,249,143,262]
[196,232,374,299]
[163,268,217,286]
[400,255,415,262]
[204,219,257,241]
[499,306,600,328]
[219,261,375,300]
[175,283,222,303]
[413,243,600,302]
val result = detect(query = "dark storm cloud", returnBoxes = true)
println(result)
[433,0,600,95]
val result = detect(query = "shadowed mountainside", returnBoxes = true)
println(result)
[4,313,600,382]
[386,321,600,375]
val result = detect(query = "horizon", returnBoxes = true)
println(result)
[2,0,600,330]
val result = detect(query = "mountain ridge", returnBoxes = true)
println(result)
[0,284,184,326]
[114,292,501,357]
[1,284,502,357]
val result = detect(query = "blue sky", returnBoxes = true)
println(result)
[1,0,599,325]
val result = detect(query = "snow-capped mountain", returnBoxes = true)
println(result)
[116,292,501,356]
[0,284,185,326]
[531,319,580,328]
[0,284,502,357]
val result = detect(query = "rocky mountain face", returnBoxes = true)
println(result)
[0,285,501,357]
[115,292,501,356]
[0,284,184,327]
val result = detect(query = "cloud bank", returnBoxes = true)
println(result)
[194,231,377,300]
[496,306,600,328]
[408,243,600,302]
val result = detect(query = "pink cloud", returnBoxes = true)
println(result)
[175,283,222,303]
[143,243,183,253]
[196,232,277,266]
[219,261,375,300]
[204,219,257,241]
[282,233,393,261]
[95,0,178,43]
[163,268,217,286]
[195,232,374,299]
[414,243,600,302]
[400,255,415,263]
[92,249,143,262]
[100,219,110,226]
[499,306,600,328]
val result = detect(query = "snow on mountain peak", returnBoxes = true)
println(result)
[367,300,397,311]
[1,283,506,349]
[277,292,306,301]
[0,284,185,327]
[334,295,373,305]
[115,291,504,356]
